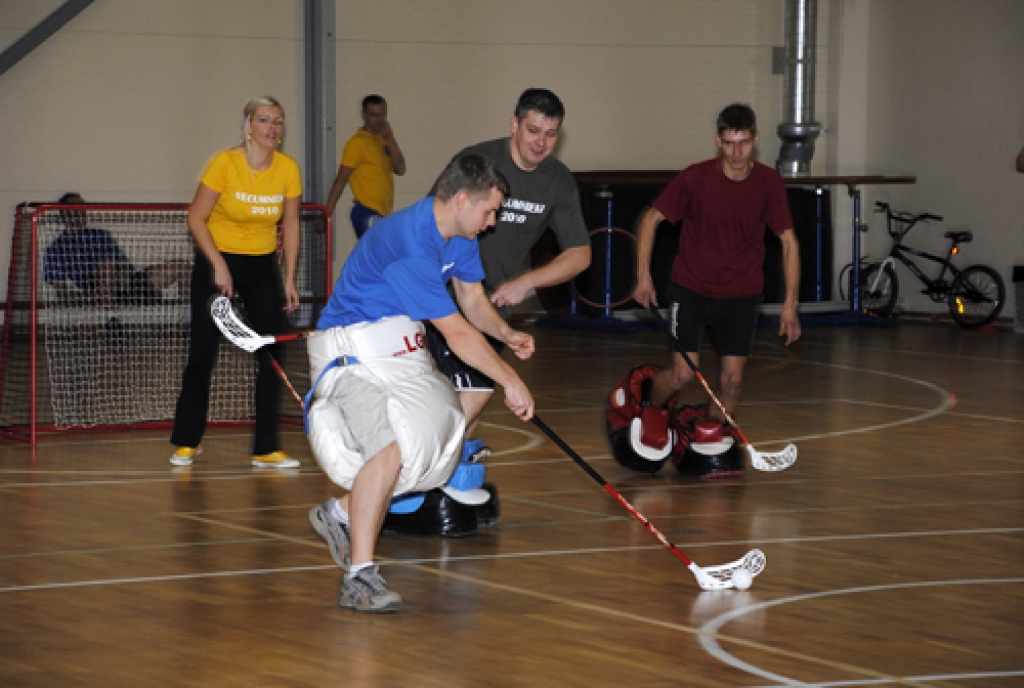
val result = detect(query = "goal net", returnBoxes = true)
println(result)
[0,202,331,443]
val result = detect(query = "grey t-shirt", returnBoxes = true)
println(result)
[432,137,588,294]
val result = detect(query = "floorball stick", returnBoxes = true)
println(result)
[266,356,304,410]
[649,307,797,471]
[531,415,765,590]
[210,295,308,352]
[209,296,305,409]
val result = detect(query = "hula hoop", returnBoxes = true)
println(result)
[571,226,637,310]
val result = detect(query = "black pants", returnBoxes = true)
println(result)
[171,251,287,455]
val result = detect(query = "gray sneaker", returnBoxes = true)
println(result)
[340,565,402,613]
[309,499,350,569]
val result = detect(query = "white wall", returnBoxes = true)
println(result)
[861,0,1024,316]
[0,0,825,295]
[327,0,818,265]
[6,0,1020,321]
[0,0,305,292]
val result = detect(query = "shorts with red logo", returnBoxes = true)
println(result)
[306,316,465,495]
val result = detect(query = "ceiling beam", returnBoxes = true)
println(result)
[0,0,95,78]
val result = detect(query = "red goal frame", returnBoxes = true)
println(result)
[0,202,332,444]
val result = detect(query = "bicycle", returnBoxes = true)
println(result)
[839,201,1005,328]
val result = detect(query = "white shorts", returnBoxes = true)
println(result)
[305,316,465,496]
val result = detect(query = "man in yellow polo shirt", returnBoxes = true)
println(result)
[325,94,407,238]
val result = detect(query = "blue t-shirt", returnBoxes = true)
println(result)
[318,197,486,329]
[43,227,127,291]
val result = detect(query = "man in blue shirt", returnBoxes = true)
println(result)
[307,154,535,613]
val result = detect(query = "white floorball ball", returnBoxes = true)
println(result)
[731,568,753,590]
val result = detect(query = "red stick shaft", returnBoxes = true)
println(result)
[603,484,694,566]
[267,357,304,409]
[532,415,698,568]
[274,332,308,343]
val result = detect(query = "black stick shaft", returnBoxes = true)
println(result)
[531,415,606,485]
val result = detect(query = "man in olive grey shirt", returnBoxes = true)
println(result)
[427,88,591,461]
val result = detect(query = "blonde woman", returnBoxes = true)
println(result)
[170,96,302,469]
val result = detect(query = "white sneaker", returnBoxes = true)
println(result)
[252,451,300,469]
[309,499,351,569]
[170,446,201,467]
[340,565,401,613]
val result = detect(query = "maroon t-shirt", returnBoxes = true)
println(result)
[653,158,793,299]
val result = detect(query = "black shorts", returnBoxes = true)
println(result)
[425,321,504,392]
[666,282,762,358]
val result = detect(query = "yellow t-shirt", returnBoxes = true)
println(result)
[200,148,303,255]
[340,129,394,216]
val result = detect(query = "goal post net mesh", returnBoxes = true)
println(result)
[0,202,330,441]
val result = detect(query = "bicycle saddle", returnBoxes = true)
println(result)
[944,231,972,243]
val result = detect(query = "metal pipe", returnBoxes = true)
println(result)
[304,0,336,205]
[776,0,823,176]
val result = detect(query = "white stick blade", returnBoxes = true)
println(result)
[689,563,732,590]
[210,295,232,321]
[748,443,797,471]
[691,549,766,590]
[209,296,264,352]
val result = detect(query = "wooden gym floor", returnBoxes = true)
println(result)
[1,320,1022,687]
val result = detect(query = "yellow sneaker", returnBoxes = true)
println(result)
[252,451,300,469]
[170,446,201,467]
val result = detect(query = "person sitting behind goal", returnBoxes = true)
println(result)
[43,192,189,305]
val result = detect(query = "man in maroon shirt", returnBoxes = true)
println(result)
[633,103,801,420]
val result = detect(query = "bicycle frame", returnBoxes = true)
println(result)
[865,203,962,298]
[869,242,962,297]
[857,201,1005,328]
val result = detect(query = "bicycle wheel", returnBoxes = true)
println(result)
[854,263,898,318]
[948,265,1005,328]
[838,263,852,301]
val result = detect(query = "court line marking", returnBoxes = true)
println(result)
[0,468,283,476]
[493,495,1024,526]
[834,398,1023,425]
[1,372,1011,482]
[0,564,337,593]
[748,670,1024,687]
[477,357,956,452]
[4,526,1020,568]
[2,463,1020,498]
[701,578,1024,686]
[4,331,1013,459]
[9,516,1003,687]
[2,333,1014,683]
[477,419,543,457]
[727,359,953,447]
[0,536,318,560]
[792,339,1024,367]
[2,335,1007,675]
[10,559,936,685]
[3,463,1021,500]
[0,428,308,449]
[0,471,320,489]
